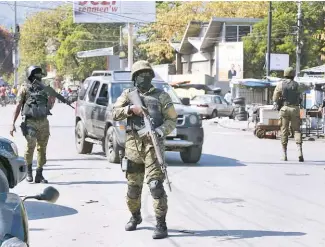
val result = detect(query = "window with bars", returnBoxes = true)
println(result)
[225,25,252,42]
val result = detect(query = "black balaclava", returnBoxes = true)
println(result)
[29,68,43,82]
[134,70,153,92]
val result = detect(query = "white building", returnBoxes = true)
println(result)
[162,17,261,93]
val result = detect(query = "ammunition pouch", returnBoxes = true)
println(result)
[127,161,145,173]
[23,104,48,119]
[20,122,27,137]
[276,98,284,111]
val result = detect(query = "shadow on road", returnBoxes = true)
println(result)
[166,152,245,167]
[49,180,126,185]
[25,201,78,220]
[45,167,105,171]
[138,227,306,239]
[29,228,45,231]
[47,157,106,162]
[247,161,325,166]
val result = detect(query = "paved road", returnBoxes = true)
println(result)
[1,103,325,247]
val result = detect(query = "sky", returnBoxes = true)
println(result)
[0,1,66,28]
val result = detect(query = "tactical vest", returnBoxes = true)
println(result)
[127,88,164,132]
[22,84,49,119]
[282,79,300,106]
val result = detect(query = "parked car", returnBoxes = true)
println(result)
[75,71,204,164]
[0,137,26,192]
[191,94,235,119]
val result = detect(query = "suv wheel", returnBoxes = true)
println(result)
[0,169,9,193]
[180,146,202,163]
[105,127,121,164]
[75,121,93,154]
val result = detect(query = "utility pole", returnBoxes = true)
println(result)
[266,1,272,77]
[296,1,302,77]
[127,23,133,70]
[119,25,124,70]
[13,1,19,87]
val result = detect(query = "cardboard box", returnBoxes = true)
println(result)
[268,119,280,126]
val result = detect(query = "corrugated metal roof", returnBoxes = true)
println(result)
[302,65,325,73]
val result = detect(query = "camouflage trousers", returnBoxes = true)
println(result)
[279,105,302,145]
[125,133,167,218]
[24,118,50,168]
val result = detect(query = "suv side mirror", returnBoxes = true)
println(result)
[180,97,190,105]
[96,97,108,106]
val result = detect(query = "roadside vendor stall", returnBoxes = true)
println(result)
[295,76,325,137]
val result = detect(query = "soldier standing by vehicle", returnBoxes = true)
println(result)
[9,66,71,184]
[273,67,304,162]
[112,60,177,239]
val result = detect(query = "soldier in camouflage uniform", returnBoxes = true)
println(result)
[112,60,177,239]
[273,67,304,162]
[10,66,56,184]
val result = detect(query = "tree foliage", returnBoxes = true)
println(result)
[19,5,121,81]
[243,1,325,78]
[0,26,13,76]
[139,1,268,64]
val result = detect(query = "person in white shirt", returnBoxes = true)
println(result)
[224,90,232,104]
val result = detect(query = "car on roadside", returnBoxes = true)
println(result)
[190,94,235,119]
[75,71,204,164]
[0,137,27,192]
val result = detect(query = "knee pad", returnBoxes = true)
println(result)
[148,180,165,199]
[127,185,141,199]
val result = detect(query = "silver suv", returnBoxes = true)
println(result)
[75,71,204,164]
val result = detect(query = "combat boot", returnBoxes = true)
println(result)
[125,211,142,231]
[34,168,48,184]
[282,144,288,161]
[26,164,33,183]
[152,216,168,239]
[297,144,304,162]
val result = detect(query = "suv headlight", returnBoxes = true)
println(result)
[189,114,198,125]
[10,142,19,156]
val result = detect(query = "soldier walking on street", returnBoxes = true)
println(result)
[112,60,177,239]
[273,67,304,162]
[10,66,56,183]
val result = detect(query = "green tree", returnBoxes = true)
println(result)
[19,5,121,81]
[243,1,325,78]
[139,1,268,64]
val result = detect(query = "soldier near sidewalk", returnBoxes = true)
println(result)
[10,66,57,183]
[112,60,177,239]
[273,67,305,162]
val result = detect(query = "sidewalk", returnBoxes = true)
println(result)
[205,117,325,142]
[203,117,253,131]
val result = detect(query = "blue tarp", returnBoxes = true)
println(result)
[231,79,271,88]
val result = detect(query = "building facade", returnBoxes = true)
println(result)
[168,17,261,92]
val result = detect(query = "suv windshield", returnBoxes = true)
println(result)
[111,82,181,104]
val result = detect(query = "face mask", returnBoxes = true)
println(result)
[33,73,42,81]
[135,72,153,92]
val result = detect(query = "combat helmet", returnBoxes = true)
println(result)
[131,60,155,81]
[283,67,295,78]
[26,65,43,80]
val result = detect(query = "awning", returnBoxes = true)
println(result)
[301,65,325,73]
[231,79,271,87]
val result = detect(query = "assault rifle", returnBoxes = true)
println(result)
[128,89,172,192]
[276,96,284,111]
[32,79,74,109]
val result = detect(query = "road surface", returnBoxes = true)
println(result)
[1,103,325,247]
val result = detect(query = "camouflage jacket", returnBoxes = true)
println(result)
[17,82,55,110]
[112,87,177,137]
[272,79,310,103]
